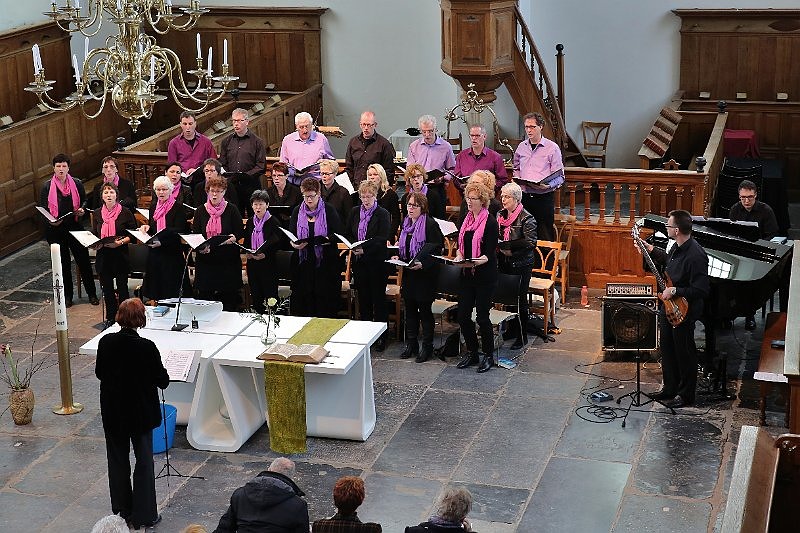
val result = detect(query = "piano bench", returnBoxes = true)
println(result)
[754,312,789,427]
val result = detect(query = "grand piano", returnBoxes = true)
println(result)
[641,214,793,394]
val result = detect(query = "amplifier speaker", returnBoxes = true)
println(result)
[601,296,658,351]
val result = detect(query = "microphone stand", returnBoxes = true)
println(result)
[155,389,203,503]
[614,301,675,427]
[172,250,192,331]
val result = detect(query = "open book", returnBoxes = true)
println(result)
[161,349,201,382]
[425,168,457,184]
[385,257,417,267]
[36,206,73,223]
[127,228,165,245]
[258,342,328,364]
[179,233,231,250]
[136,208,150,220]
[515,167,564,186]
[183,203,197,212]
[432,254,477,266]
[433,217,458,236]
[69,230,120,248]
[335,173,355,194]
[335,233,370,250]
[235,240,271,255]
[279,226,329,245]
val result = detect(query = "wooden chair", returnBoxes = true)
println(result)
[274,250,293,300]
[338,244,356,318]
[385,266,403,340]
[432,263,461,348]
[580,121,612,167]
[446,132,463,152]
[553,214,576,302]
[474,272,522,357]
[528,240,563,340]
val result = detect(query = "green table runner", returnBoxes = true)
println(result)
[264,318,349,453]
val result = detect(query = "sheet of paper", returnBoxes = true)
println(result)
[162,349,200,382]
[433,217,458,236]
[335,173,355,194]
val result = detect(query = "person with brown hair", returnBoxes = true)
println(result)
[266,162,302,229]
[87,156,137,210]
[95,298,169,530]
[312,476,382,533]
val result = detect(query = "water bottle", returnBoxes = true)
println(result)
[580,285,589,307]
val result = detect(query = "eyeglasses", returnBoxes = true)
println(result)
[500,194,514,199]
[232,118,247,123]
[203,168,217,174]
[410,174,424,179]
[407,203,420,208]
[469,134,483,138]
[320,172,335,176]
[466,196,482,201]
[524,124,540,129]
[296,124,312,130]
[208,189,225,195]
[739,194,756,200]
[303,193,318,199]
[665,224,677,228]
[359,122,376,127]
[420,129,435,134]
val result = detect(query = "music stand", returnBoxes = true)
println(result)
[155,389,204,491]
[614,301,675,427]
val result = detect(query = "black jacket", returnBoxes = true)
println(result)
[399,215,444,302]
[345,205,391,263]
[321,181,353,225]
[95,327,169,436]
[497,207,537,272]
[267,183,302,229]
[344,132,396,186]
[649,237,710,320]
[214,471,309,533]
[88,178,137,211]
[39,177,88,237]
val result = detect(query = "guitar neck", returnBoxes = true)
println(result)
[634,233,667,292]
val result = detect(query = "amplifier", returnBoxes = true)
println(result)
[601,296,658,351]
[605,283,653,297]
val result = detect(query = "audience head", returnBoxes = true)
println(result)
[153,175,174,201]
[90,514,129,533]
[231,108,250,136]
[500,182,523,210]
[464,182,490,210]
[434,487,472,524]
[165,161,183,185]
[116,298,147,329]
[100,182,120,206]
[468,169,496,192]
[366,163,389,192]
[360,111,377,139]
[101,156,119,180]
[667,209,693,237]
[332,476,366,516]
[406,191,428,217]
[418,114,437,144]
[738,179,758,211]
[319,159,338,187]
[405,164,427,193]
[268,457,296,477]
[179,111,197,140]
[295,111,314,140]
[523,112,545,143]
[468,124,487,151]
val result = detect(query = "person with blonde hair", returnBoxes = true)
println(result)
[401,164,443,220]
[457,169,502,225]
[319,159,352,224]
[455,182,499,373]
[364,163,400,240]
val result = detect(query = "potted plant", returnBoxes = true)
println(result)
[1,310,48,425]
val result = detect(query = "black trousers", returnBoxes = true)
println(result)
[353,261,388,323]
[659,317,698,402]
[501,268,531,343]
[104,429,158,526]
[98,270,129,322]
[48,231,97,300]
[246,259,278,315]
[404,296,434,347]
[457,276,497,355]
[522,191,555,242]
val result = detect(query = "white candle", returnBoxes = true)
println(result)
[166,0,171,6]
[72,54,81,85]
[196,33,201,58]
[223,39,228,65]
[150,55,155,83]
[32,45,39,72]
[74,0,80,9]
[207,46,212,76]
[117,0,122,12]
[50,244,68,331]
[35,45,42,72]
[84,37,89,66]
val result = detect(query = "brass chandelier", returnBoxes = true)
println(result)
[26,0,238,131]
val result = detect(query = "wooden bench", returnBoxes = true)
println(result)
[754,312,789,426]
[720,425,800,532]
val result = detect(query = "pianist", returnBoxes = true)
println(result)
[636,210,710,408]
[729,179,779,330]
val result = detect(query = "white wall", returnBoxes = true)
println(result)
[529,0,800,167]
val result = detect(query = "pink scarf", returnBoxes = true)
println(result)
[497,203,524,241]
[104,174,120,187]
[47,174,80,218]
[458,207,488,259]
[170,183,181,200]
[153,194,176,232]
[205,199,228,237]
[100,203,122,239]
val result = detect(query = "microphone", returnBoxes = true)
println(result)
[172,250,192,331]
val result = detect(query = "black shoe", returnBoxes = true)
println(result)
[65,298,73,308]
[477,352,493,373]
[416,345,433,363]
[664,394,693,408]
[745,317,756,330]
[373,335,386,352]
[456,352,479,369]
[650,389,676,401]
[400,342,418,359]
[510,338,526,350]
[133,514,162,529]
[89,296,100,306]
[434,347,446,361]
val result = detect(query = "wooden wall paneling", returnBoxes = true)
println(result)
[737,36,760,99]
[761,112,782,150]
[756,36,778,101]
[697,35,719,97]
[305,32,322,87]
[790,38,800,98]
[716,36,738,98]
[289,33,307,91]
[680,33,700,96]
[774,36,794,97]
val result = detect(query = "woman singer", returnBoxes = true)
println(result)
[455,182,499,373]
[401,164,444,220]
[244,190,283,314]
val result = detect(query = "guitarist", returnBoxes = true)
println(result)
[636,209,710,408]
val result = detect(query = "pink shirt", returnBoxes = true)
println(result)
[513,136,564,194]
[279,130,335,182]
[167,132,217,173]
[407,136,456,176]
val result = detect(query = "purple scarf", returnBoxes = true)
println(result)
[250,211,271,250]
[297,199,327,265]
[357,202,377,241]
[399,214,427,260]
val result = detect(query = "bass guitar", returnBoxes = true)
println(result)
[631,223,689,327]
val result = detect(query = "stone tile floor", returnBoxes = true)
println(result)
[0,241,788,532]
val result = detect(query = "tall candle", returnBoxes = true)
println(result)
[32,45,39,72]
[117,0,122,12]
[207,46,212,76]
[196,33,201,58]
[150,55,155,83]
[74,0,80,9]
[166,0,171,6]
[223,39,228,65]
[50,244,68,331]
[72,54,81,85]
[84,37,89,66]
